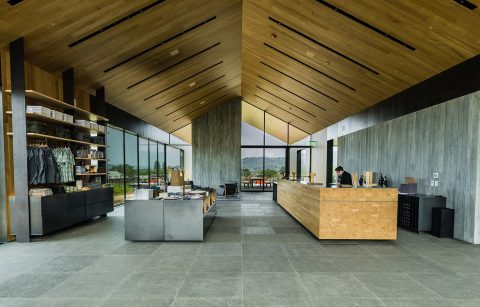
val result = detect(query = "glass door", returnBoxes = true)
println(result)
[264,148,286,191]
[241,148,264,191]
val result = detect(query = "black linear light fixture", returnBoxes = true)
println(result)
[255,85,317,118]
[172,94,229,122]
[264,43,355,91]
[7,0,23,6]
[154,75,226,108]
[143,61,223,100]
[268,17,379,75]
[260,61,338,102]
[315,0,415,51]
[165,85,228,116]
[104,16,217,72]
[254,95,309,123]
[258,75,327,111]
[69,0,167,47]
[127,42,221,89]
[453,0,477,10]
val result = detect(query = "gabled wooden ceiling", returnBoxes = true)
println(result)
[242,0,480,133]
[0,0,242,134]
[1,0,480,135]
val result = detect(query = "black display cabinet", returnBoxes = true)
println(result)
[397,194,446,233]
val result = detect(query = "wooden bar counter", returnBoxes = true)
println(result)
[276,180,398,240]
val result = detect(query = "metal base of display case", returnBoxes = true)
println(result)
[125,198,217,241]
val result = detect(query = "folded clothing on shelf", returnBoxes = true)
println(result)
[54,126,71,139]
[51,110,64,121]
[27,121,54,135]
[29,188,53,197]
[90,136,104,145]
[62,114,74,124]
[26,106,51,117]
[73,131,91,142]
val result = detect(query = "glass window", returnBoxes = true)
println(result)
[242,102,264,145]
[166,146,181,182]
[264,148,286,191]
[332,138,338,183]
[170,134,189,145]
[241,148,264,191]
[265,113,287,145]
[138,137,149,188]
[159,144,166,188]
[149,140,158,186]
[289,147,310,181]
[107,126,125,205]
[171,124,192,145]
[289,125,310,145]
[125,133,138,200]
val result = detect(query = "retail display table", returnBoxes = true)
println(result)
[125,196,216,241]
[276,180,398,240]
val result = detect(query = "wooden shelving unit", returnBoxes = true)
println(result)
[5,89,108,122]
[6,111,106,134]
[7,132,106,147]
[6,89,109,187]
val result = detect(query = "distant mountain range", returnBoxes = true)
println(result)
[241,157,285,171]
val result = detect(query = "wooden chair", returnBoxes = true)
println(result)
[242,177,251,188]
[264,176,272,188]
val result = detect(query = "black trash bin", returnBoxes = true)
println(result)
[431,207,454,238]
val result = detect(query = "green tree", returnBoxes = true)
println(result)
[264,169,277,179]
[242,168,251,177]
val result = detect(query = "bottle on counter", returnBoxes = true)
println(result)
[378,173,384,187]
[384,176,388,187]
[359,176,364,187]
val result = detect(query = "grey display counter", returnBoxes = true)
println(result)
[10,187,114,235]
[125,198,217,241]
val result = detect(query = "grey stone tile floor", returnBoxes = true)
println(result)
[0,192,479,306]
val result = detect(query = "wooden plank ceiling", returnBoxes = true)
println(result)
[0,0,242,134]
[1,0,480,135]
[242,0,480,134]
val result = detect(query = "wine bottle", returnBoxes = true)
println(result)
[378,173,384,187]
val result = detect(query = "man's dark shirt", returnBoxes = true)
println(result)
[339,171,353,185]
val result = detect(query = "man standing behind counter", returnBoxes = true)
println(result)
[335,166,353,185]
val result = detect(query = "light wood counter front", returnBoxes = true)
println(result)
[276,181,398,240]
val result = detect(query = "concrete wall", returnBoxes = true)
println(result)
[311,129,328,185]
[192,98,241,188]
[338,91,480,243]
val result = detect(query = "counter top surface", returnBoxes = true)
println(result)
[277,180,398,191]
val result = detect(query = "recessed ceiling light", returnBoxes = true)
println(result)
[306,50,315,58]
[189,82,196,87]
[199,101,205,105]
[170,49,180,56]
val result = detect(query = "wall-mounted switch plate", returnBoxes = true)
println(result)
[434,180,439,187]
[433,173,439,179]
[431,180,435,186]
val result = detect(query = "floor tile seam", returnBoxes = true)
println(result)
[92,270,136,300]
[284,249,310,299]
[351,272,382,301]
[133,253,158,273]
[170,272,189,307]
[36,270,80,298]
[359,271,447,300]
[241,239,244,302]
